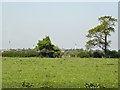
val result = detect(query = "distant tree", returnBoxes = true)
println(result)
[35,36,61,58]
[86,16,117,57]
[106,50,119,58]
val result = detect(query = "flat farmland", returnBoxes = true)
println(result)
[2,57,118,88]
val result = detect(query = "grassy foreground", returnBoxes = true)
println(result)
[2,57,118,88]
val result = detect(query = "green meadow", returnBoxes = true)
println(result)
[2,57,118,88]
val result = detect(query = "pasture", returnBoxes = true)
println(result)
[2,57,118,88]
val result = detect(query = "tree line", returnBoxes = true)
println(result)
[2,48,120,58]
[2,15,118,58]
[63,49,120,58]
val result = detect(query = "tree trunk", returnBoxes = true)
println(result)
[104,35,107,57]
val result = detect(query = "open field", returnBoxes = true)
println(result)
[2,57,118,88]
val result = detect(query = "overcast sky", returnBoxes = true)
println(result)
[1,2,118,50]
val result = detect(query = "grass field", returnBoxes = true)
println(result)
[2,57,118,88]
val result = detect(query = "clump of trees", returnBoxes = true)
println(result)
[35,36,61,58]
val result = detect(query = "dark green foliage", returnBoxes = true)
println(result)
[85,82,105,89]
[2,48,120,58]
[2,49,39,57]
[36,36,61,58]
[62,49,119,58]
[118,50,120,58]
[36,36,52,51]
[22,81,33,88]
[77,51,90,58]
[92,50,104,58]
[106,50,119,58]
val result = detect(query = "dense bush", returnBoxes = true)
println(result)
[77,51,90,58]
[92,50,104,58]
[106,50,119,58]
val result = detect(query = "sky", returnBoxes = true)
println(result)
[0,2,2,50]
[1,2,118,50]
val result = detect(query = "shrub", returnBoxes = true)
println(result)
[77,51,90,58]
[2,49,39,57]
[92,50,104,58]
[85,82,105,89]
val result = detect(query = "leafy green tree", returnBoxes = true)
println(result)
[86,16,117,57]
[36,36,61,58]
[36,36,52,51]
